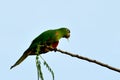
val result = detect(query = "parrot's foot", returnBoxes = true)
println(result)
[53,48,57,52]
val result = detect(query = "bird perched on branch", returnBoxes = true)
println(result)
[10,27,70,69]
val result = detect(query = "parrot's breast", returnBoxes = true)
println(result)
[52,41,59,48]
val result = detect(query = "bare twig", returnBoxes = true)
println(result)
[55,49,120,73]
[44,45,120,73]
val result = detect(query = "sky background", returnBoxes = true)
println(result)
[0,0,120,80]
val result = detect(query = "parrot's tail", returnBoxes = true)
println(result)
[10,49,32,69]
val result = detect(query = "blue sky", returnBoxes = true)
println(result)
[0,0,120,80]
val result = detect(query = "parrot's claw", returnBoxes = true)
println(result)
[53,48,57,52]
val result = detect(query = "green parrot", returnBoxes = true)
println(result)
[10,27,70,69]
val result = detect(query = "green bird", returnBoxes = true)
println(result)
[10,27,70,69]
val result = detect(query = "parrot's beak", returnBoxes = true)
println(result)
[67,33,70,38]
[67,34,70,42]
[64,33,70,39]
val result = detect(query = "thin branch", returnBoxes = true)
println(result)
[44,45,120,73]
[55,48,120,73]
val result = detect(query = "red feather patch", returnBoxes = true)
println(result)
[52,41,59,48]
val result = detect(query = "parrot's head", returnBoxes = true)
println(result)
[59,27,70,39]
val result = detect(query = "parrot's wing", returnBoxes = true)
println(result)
[10,49,32,69]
